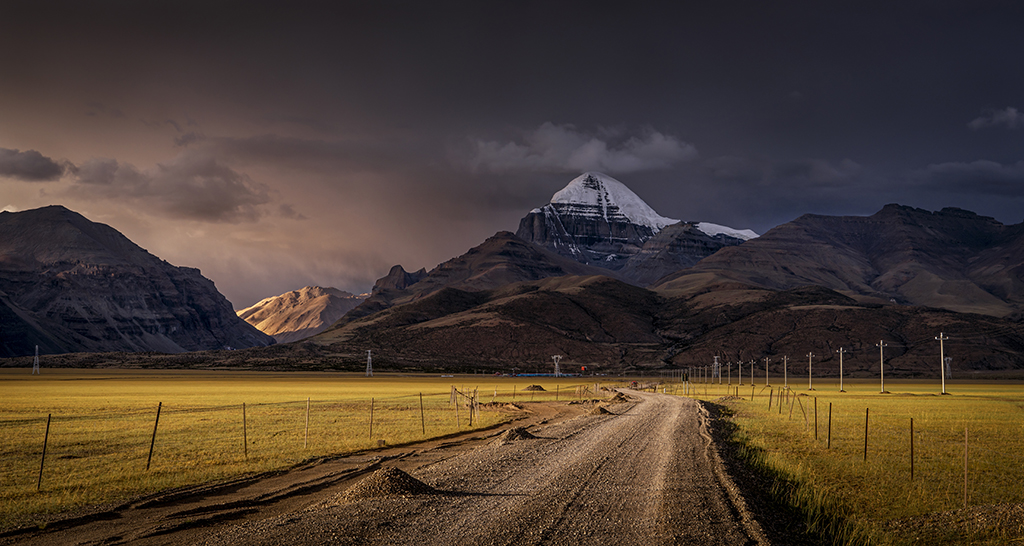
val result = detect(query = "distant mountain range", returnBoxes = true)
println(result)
[4,173,1024,377]
[236,286,365,343]
[0,206,274,357]
[656,204,1024,317]
[303,173,1024,376]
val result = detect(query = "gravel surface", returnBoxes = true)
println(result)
[2,392,776,546]
[204,391,767,545]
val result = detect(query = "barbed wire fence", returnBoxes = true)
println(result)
[2,381,614,502]
[677,378,1024,514]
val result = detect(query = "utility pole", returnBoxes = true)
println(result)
[366,350,373,377]
[807,352,815,390]
[713,356,720,384]
[750,360,755,385]
[727,362,732,385]
[32,345,40,375]
[876,341,888,393]
[738,359,743,386]
[764,356,770,386]
[783,355,789,389]
[837,347,848,392]
[936,333,949,395]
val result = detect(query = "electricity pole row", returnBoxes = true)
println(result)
[695,333,951,395]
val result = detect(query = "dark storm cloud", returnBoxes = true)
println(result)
[5,0,1024,301]
[70,152,272,223]
[912,160,1024,196]
[85,102,125,119]
[968,107,1024,130]
[207,134,405,173]
[706,156,863,188]
[0,148,67,181]
[462,123,698,175]
[277,204,307,220]
[173,132,205,148]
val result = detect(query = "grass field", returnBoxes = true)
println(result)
[0,368,604,531]
[684,377,1024,545]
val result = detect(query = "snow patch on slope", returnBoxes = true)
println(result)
[550,172,678,232]
[696,222,759,241]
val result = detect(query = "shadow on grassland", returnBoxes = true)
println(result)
[702,401,851,546]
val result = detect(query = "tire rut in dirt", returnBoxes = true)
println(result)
[203,393,764,546]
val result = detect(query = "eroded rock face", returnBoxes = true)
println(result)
[372,265,428,293]
[515,172,751,284]
[515,172,673,269]
[618,222,750,286]
[0,205,274,357]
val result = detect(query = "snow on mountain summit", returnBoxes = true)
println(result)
[549,172,679,232]
[695,222,759,240]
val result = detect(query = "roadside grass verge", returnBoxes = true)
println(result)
[685,378,1024,545]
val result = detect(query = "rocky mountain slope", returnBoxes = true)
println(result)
[300,192,1024,375]
[306,273,1024,376]
[515,172,755,284]
[236,286,366,343]
[0,206,274,357]
[655,204,1024,317]
[331,231,620,328]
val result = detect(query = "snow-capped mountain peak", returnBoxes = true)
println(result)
[695,222,759,240]
[549,172,679,232]
[516,172,754,281]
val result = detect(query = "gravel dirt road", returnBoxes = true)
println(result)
[3,391,779,546]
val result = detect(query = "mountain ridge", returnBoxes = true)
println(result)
[655,204,1024,316]
[0,205,275,357]
[236,286,366,343]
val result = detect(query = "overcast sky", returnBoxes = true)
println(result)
[3,1,1024,308]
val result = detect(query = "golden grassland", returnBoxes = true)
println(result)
[686,377,1024,545]
[0,368,602,531]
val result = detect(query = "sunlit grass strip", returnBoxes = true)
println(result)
[0,369,605,530]
[684,379,1024,545]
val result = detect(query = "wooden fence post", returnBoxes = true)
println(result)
[827,403,832,449]
[814,397,818,439]
[768,389,773,411]
[242,403,248,460]
[37,414,51,491]
[964,427,969,508]
[863,408,869,462]
[909,417,914,481]
[146,402,162,471]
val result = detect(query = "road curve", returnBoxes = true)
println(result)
[205,391,768,546]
